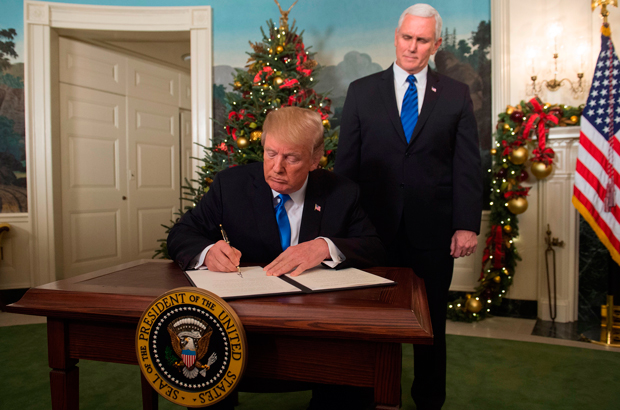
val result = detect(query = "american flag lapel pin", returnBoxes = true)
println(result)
[314,204,321,212]
[432,86,437,92]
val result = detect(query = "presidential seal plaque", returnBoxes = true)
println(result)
[136,287,247,407]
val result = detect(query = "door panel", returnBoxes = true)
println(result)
[60,84,128,276]
[127,58,179,107]
[59,37,126,95]
[180,109,193,200]
[127,97,179,259]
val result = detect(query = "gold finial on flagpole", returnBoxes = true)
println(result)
[592,0,617,24]
[274,0,299,30]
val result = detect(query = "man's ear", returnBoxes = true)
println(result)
[309,150,322,171]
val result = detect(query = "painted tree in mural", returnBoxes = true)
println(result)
[155,0,335,258]
[0,29,18,71]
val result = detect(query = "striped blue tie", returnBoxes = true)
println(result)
[275,194,292,251]
[401,75,418,143]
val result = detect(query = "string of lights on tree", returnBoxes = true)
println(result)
[447,97,583,322]
[155,6,336,259]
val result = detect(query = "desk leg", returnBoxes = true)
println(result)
[374,343,401,410]
[140,372,158,410]
[48,319,79,410]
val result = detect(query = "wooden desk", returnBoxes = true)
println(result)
[6,260,432,410]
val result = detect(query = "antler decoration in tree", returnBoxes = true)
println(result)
[274,0,299,29]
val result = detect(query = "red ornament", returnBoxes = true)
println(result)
[509,110,524,124]
[519,169,529,182]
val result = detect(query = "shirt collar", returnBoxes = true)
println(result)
[393,62,428,87]
[271,175,308,205]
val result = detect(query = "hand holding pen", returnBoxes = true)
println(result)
[219,224,243,278]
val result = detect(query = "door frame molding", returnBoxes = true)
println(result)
[24,1,213,285]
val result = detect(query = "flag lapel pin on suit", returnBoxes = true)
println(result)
[432,86,437,92]
[314,204,321,212]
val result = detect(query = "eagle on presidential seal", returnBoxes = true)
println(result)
[167,316,218,379]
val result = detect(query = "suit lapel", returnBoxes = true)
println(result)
[378,66,408,145]
[250,166,283,253]
[299,171,324,243]
[408,68,441,145]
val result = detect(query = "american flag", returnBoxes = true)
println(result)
[573,28,620,265]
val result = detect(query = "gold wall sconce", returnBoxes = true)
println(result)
[525,22,588,99]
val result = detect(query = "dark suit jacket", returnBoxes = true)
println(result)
[168,162,385,270]
[334,65,483,250]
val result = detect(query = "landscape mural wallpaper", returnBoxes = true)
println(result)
[0,0,491,213]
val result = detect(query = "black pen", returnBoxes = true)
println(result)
[219,224,242,278]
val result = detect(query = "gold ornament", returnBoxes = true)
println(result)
[250,130,262,141]
[273,76,284,86]
[276,45,284,53]
[544,103,551,109]
[465,293,472,299]
[503,123,511,131]
[236,136,249,149]
[508,146,528,165]
[319,156,328,167]
[507,196,528,214]
[506,105,515,115]
[503,225,512,234]
[531,161,553,179]
[570,115,579,123]
[465,298,483,313]
[490,148,497,155]
[268,48,273,54]
[322,119,331,130]
[493,275,501,284]
[233,81,242,89]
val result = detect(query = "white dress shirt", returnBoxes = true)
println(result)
[195,176,344,269]
[394,62,428,115]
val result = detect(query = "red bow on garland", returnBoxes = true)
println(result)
[501,138,526,157]
[481,225,505,279]
[504,186,531,199]
[522,98,557,164]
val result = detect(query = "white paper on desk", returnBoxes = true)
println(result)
[286,267,394,291]
[185,266,303,298]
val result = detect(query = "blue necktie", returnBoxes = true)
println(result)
[401,75,419,143]
[275,194,292,251]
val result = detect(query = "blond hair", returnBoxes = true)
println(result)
[262,107,324,159]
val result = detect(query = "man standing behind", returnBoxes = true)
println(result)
[168,106,383,278]
[334,4,483,409]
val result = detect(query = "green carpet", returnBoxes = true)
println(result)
[1,323,619,409]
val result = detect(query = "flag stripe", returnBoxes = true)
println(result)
[575,145,620,204]
[575,161,620,222]
[573,187,620,252]
[578,128,620,188]
[573,195,620,265]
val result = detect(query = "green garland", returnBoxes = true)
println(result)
[447,98,583,322]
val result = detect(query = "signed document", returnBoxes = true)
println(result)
[285,267,395,291]
[185,266,302,298]
[185,266,395,299]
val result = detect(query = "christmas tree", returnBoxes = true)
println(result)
[155,0,336,259]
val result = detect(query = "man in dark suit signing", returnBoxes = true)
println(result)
[334,4,483,409]
[168,106,383,279]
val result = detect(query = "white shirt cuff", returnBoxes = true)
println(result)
[318,237,345,268]
[193,245,214,269]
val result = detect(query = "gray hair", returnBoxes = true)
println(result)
[397,4,443,41]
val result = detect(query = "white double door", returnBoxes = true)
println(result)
[59,38,191,277]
